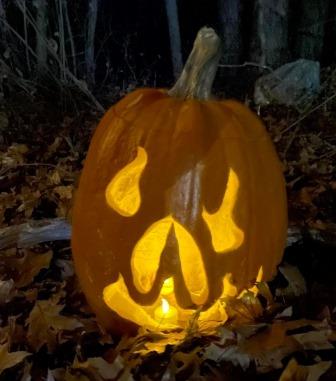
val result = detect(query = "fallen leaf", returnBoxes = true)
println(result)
[275,306,293,319]
[133,329,186,355]
[74,355,125,379]
[27,298,83,351]
[0,279,16,304]
[223,291,263,323]
[0,343,30,375]
[20,362,32,381]
[52,367,92,381]
[55,259,74,279]
[276,263,307,297]
[166,348,202,380]
[54,185,73,200]
[292,330,334,350]
[204,344,251,370]
[15,251,53,288]
[279,358,331,381]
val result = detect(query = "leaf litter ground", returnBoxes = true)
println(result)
[1,77,336,380]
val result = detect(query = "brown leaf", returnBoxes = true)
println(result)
[223,290,264,323]
[0,343,30,375]
[74,356,127,380]
[27,298,83,351]
[292,330,334,351]
[0,279,16,304]
[279,358,331,381]
[276,263,307,298]
[54,185,73,200]
[15,251,53,288]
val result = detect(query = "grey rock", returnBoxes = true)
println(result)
[254,59,320,112]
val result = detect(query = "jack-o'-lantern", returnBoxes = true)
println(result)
[71,27,287,333]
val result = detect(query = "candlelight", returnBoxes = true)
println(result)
[154,297,178,325]
[161,298,169,313]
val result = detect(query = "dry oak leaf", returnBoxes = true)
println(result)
[50,368,92,381]
[279,358,332,381]
[0,279,16,304]
[27,299,83,351]
[15,250,53,288]
[276,263,307,298]
[132,329,187,355]
[204,320,326,374]
[0,343,30,375]
[74,355,134,380]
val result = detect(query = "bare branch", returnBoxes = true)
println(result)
[0,219,71,250]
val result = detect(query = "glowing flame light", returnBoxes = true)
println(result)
[161,298,170,314]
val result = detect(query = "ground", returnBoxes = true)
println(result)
[0,73,336,380]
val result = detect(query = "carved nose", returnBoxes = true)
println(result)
[131,215,209,305]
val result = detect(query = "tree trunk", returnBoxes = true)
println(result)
[250,0,289,68]
[164,0,183,79]
[217,0,242,65]
[56,0,66,81]
[35,0,48,76]
[293,0,329,60]
[0,0,8,38]
[63,0,77,76]
[85,0,98,87]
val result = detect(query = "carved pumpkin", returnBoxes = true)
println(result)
[72,28,287,333]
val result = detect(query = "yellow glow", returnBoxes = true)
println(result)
[202,168,244,253]
[162,298,169,313]
[105,146,147,217]
[222,273,238,297]
[161,277,174,295]
[173,220,209,305]
[131,216,208,304]
[131,216,172,293]
[103,274,158,327]
[249,266,264,296]
[103,274,228,331]
[154,297,178,325]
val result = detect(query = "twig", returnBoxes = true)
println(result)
[63,0,77,77]
[283,124,301,158]
[0,163,72,177]
[218,61,273,72]
[56,0,66,82]
[22,0,31,73]
[1,7,104,112]
[280,92,336,136]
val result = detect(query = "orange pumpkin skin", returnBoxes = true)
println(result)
[71,88,287,332]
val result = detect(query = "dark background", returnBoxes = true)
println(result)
[1,0,335,105]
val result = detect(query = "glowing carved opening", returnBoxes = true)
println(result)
[105,146,147,217]
[161,277,174,295]
[103,274,178,329]
[202,168,244,253]
[131,217,172,293]
[173,220,208,304]
[131,216,208,304]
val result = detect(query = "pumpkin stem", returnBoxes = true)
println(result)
[168,27,221,100]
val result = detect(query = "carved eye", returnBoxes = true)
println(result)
[202,168,244,254]
[105,146,147,217]
[131,216,209,305]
